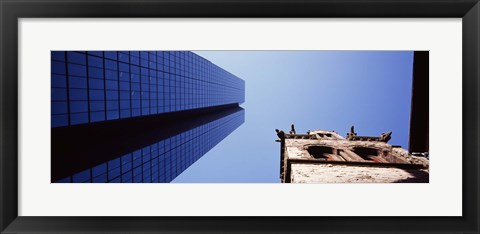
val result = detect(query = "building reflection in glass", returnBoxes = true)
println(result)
[55,108,244,183]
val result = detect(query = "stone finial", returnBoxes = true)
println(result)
[380,131,392,143]
[347,125,357,139]
[275,129,286,140]
[290,124,296,134]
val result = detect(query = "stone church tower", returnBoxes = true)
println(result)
[276,126,429,183]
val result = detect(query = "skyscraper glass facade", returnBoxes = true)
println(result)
[56,109,244,183]
[51,51,245,127]
[52,51,245,183]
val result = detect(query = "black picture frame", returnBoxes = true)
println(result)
[1,0,478,233]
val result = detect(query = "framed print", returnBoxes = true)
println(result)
[1,0,479,233]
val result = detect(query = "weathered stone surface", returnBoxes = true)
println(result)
[290,164,429,183]
[280,129,429,183]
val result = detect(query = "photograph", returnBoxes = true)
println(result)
[51,50,429,183]
[2,0,478,232]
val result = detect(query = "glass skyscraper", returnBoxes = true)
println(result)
[51,51,245,183]
[51,51,244,127]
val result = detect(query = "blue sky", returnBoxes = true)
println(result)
[173,51,414,183]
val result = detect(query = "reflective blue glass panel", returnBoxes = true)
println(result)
[51,51,245,127]
[56,109,244,183]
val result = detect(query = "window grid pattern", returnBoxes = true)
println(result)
[52,51,245,127]
[55,109,245,183]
